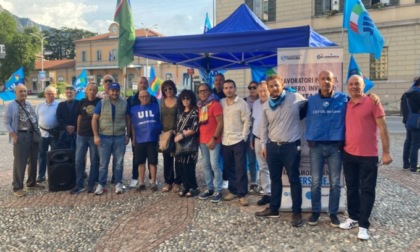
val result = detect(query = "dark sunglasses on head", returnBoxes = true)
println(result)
[248,86,257,90]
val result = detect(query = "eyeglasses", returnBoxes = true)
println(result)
[248,86,257,90]
[139,95,149,99]
[104,79,113,83]
[164,87,173,92]
[198,89,209,94]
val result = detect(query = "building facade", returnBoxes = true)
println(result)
[29,26,193,94]
[216,0,420,111]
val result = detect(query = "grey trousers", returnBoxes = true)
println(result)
[255,138,271,195]
[12,132,39,191]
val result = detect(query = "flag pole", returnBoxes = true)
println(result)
[123,66,128,99]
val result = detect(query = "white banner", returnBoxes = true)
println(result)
[276,47,345,212]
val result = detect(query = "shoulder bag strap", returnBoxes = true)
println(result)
[15,100,38,132]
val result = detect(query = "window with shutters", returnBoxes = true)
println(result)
[245,0,276,22]
[370,47,388,80]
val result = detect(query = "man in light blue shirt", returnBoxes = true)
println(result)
[35,86,59,182]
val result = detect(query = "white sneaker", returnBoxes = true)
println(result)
[357,227,369,240]
[339,218,359,230]
[222,180,229,189]
[115,183,124,194]
[129,179,138,188]
[94,184,104,195]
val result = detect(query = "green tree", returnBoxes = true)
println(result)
[0,13,37,85]
[0,12,18,45]
[43,27,96,60]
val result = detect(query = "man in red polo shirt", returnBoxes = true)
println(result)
[339,75,393,240]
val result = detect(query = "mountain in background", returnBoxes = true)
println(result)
[0,4,52,31]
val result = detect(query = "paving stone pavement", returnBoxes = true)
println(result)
[0,120,419,251]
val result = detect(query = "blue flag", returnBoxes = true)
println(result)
[343,0,384,59]
[347,55,374,93]
[204,12,212,33]
[73,69,88,100]
[198,69,227,89]
[0,67,24,101]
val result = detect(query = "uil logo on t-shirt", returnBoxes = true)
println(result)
[137,110,155,118]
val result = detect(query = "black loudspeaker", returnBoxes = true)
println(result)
[47,149,76,192]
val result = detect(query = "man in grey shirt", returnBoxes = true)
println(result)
[255,74,306,227]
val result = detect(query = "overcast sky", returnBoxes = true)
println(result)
[0,0,214,36]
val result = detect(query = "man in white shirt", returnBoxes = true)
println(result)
[220,79,251,206]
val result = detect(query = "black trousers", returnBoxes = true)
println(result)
[163,152,182,185]
[343,151,378,229]
[177,160,198,192]
[222,140,248,197]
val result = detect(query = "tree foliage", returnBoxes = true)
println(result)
[43,27,97,60]
[0,13,38,85]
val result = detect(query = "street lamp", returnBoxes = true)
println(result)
[140,23,158,78]
[30,33,47,90]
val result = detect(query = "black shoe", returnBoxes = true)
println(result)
[87,186,95,193]
[199,190,214,200]
[257,195,271,206]
[292,213,303,227]
[330,214,340,227]
[136,184,146,192]
[36,177,46,183]
[70,186,85,195]
[186,188,200,198]
[307,212,320,226]
[255,207,279,218]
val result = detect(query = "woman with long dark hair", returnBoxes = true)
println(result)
[174,89,200,197]
[160,80,182,193]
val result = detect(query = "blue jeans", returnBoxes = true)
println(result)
[246,139,257,184]
[343,151,378,229]
[98,135,126,186]
[38,137,58,179]
[404,128,420,170]
[75,135,99,188]
[200,143,222,192]
[309,142,342,215]
[266,140,302,213]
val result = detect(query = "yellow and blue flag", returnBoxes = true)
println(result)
[347,55,374,93]
[343,0,384,59]
[0,67,24,101]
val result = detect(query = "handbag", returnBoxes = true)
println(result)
[175,135,199,156]
[174,110,199,156]
[15,100,42,143]
[405,98,420,129]
[159,130,175,153]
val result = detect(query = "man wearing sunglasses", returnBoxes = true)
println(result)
[244,81,259,194]
[126,77,158,188]
[97,75,114,99]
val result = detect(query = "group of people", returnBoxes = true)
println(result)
[4,70,396,240]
